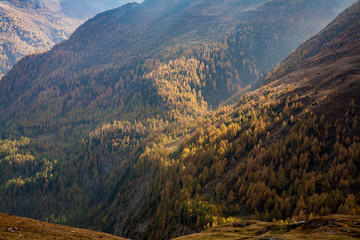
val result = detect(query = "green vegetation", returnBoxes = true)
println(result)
[0,137,91,224]
[0,137,54,192]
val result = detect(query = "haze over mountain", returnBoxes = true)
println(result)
[0,0,354,141]
[0,0,359,240]
[0,0,138,78]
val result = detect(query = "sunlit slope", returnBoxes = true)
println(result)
[175,215,360,240]
[0,0,353,142]
[91,2,360,239]
[0,212,128,240]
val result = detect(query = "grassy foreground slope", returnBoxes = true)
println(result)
[0,213,127,240]
[175,215,360,240]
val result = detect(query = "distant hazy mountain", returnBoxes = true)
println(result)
[0,0,137,78]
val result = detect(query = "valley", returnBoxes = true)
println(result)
[0,0,359,239]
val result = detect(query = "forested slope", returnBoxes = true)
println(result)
[0,0,352,142]
[87,2,360,238]
[0,1,359,240]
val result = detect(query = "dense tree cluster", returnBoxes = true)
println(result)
[0,16,309,141]
[129,87,360,239]
[0,76,359,240]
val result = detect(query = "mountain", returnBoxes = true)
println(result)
[0,0,359,240]
[0,212,128,240]
[0,0,137,78]
[86,0,143,13]
[0,0,354,141]
[175,215,360,240]
[85,1,360,239]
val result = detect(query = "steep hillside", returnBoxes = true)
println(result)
[0,212,128,240]
[85,1,360,239]
[0,0,135,78]
[175,215,360,240]
[0,0,353,142]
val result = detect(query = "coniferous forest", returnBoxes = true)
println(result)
[0,0,359,239]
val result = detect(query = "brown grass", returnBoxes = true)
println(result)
[0,213,127,240]
[174,215,360,240]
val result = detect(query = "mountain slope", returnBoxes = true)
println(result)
[0,0,354,141]
[0,0,135,78]
[86,1,360,239]
[0,1,359,240]
[0,212,128,240]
